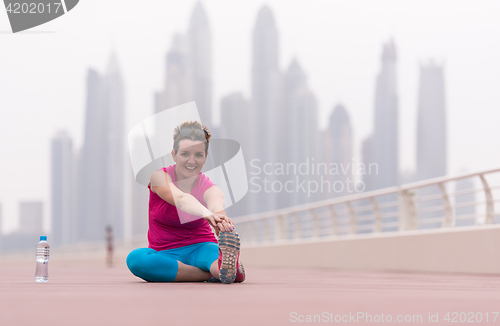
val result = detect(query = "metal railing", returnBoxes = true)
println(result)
[234,167,500,245]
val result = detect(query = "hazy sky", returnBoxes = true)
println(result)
[1,0,500,233]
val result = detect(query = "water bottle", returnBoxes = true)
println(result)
[35,235,50,283]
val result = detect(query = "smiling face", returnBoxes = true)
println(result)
[171,139,207,180]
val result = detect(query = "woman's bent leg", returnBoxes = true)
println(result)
[126,248,178,282]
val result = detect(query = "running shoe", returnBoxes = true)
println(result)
[218,229,240,284]
[217,254,245,283]
[234,260,246,283]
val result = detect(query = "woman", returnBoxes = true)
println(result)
[126,121,245,284]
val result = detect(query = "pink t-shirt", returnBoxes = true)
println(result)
[147,165,218,250]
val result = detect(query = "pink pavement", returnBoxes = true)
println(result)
[1,258,500,326]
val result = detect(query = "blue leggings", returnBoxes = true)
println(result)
[126,242,219,282]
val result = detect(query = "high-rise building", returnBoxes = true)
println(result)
[103,53,126,240]
[129,137,149,236]
[51,130,75,245]
[220,93,250,143]
[155,2,212,128]
[251,5,283,212]
[283,59,318,206]
[284,58,307,115]
[372,39,399,190]
[79,53,126,241]
[284,59,316,160]
[327,104,353,197]
[289,87,318,206]
[251,5,282,165]
[155,34,193,116]
[188,1,212,125]
[219,92,250,216]
[416,60,447,181]
[361,135,376,192]
[414,60,447,228]
[19,201,43,235]
[79,69,106,241]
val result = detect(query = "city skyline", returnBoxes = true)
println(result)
[1,0,500,233]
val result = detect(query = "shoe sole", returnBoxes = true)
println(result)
[218,230,240,284]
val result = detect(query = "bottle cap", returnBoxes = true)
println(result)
[40,236,47,241]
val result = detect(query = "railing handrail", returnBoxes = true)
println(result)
[235,166,500,224]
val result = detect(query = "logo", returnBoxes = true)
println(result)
[3,0,78,33]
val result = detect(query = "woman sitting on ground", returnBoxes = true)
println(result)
[126,121,245,284]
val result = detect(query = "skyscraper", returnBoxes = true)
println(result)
[251,5,283,212]
[220,92,250,216]
[129,137,149,236]
[415,60,447,228]
[373,39,399,190]
[220,92,250,146]
[78,68,106,241]
[19,201,43,235]
[79,53,126,241]
[103,53,126,240]
[155,2,212,128]
[361,135,376,192]
[327,104,353,197]
[51,130,75,245]
[284,58,307,116]
[188,1,213,125]
[283,58,318,206]
[416,60,447,181]
[155,34,193,116]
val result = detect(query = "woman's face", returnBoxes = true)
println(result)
[171,139,207,179]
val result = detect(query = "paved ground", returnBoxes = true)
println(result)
[1,256,500,326]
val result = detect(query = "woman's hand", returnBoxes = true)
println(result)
[204,214,234,235]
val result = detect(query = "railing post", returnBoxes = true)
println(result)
[399,189,417,230]
[328,205,338,236]
[276,214,287,241]
[239,223,248,243]
[346,201,356,234]
[250,221,258,243]
[479,174,495,224]
[438,182,453,227]
[262,218,270,242]
[309,209,320,238]
[370,197,382,232]
[293,212,302,240]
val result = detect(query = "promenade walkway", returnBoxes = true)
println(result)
[1,256,500,326]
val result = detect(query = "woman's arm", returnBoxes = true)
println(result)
[150,171,232,232]
[150,170,211,217]
[204,185,234,231]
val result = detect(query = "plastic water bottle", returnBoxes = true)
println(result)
[35,236,50,283]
